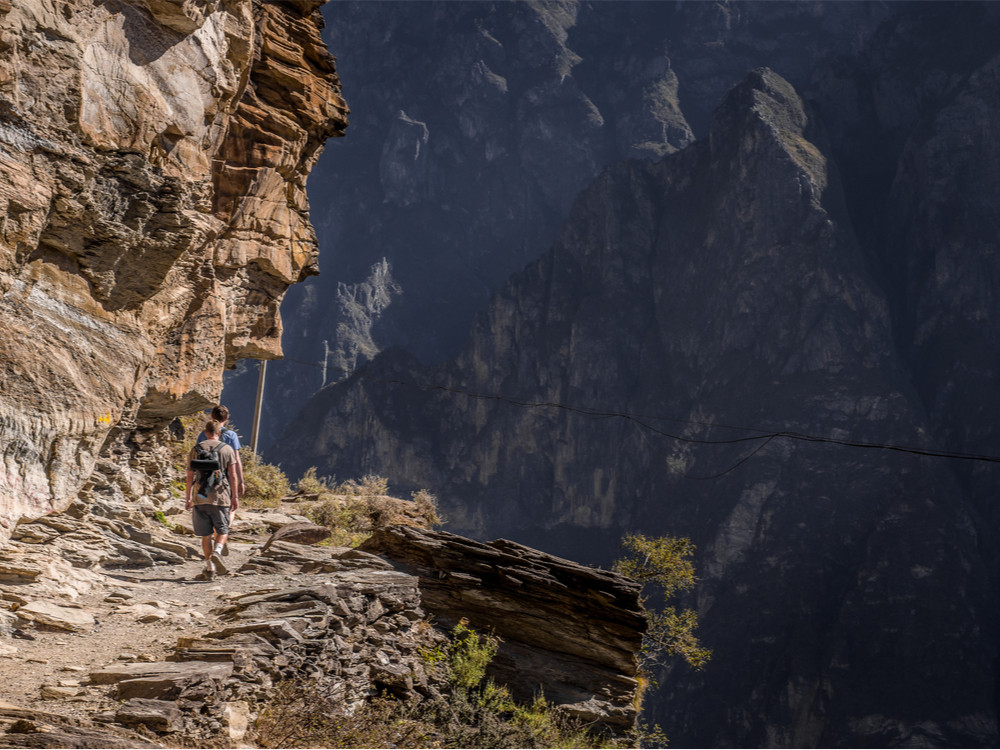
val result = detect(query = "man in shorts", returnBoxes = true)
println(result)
[185,419,240,578]
[196,405,245,498]
[196,405,245,556]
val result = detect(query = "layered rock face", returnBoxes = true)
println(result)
[361,525,645,729]
[0,0,346,539]
[277,66,1000,747]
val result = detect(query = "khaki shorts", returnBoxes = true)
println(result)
[192,504,230,537]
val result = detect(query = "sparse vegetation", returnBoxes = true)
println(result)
[614,533,711,672]
[240,451,290,508]
[151,509,179,533]
[253,620,628,749]
[295,466,329,496]
[411,488,443,527]
[302,472,441,547]
[442,618,499,691]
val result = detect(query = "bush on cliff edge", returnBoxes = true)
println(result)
[253,620,629,749]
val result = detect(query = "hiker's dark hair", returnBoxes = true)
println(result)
[204,420,222,437]
[211,405,230,422]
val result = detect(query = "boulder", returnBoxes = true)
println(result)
[221,701,250,741]
[360,525,645,729]
[261,521,332,551]
[90,661,233,700]
[115,698,183,733]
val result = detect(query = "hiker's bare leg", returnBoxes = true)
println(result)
[201,535,214,562]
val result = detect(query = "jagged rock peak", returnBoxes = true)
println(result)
[272,55,1000,747]
[710,67,827,206]
[0,0,347,541]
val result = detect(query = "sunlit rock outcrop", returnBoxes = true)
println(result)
[0,0,346,539]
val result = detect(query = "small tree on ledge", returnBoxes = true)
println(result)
[614,533,711,672]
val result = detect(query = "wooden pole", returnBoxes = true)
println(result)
[321,339,329,388]
[250,360,267,454]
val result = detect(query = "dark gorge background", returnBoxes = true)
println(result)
[223,2,1000,746]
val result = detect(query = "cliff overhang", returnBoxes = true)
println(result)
[0,0,348,540]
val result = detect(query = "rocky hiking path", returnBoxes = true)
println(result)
[0,498,646,747]
[0,540,258,712]
[0,500,437,748]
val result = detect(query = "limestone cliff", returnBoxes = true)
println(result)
[276,66,1000,748]
[0,0,346,540]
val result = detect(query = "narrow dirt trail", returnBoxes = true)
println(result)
[0,536,304,723]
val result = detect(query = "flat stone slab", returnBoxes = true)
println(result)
[91,660,233,683]
[17,601,96,632]
[90,661,234,701]
[261,521,331,551]
[0,701,158,748]
[115,698,183,732]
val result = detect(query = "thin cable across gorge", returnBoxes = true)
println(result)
[274,356,1000,476]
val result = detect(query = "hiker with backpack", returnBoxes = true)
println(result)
[185,419,240,578]
[196,405,245,498]
[195,404,245,558]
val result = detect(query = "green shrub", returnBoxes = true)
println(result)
[253,621,626,749]
[446,618,498,691]
[240,451,290,508]
[613,533,711,672]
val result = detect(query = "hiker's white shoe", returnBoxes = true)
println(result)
[211,551,228,575]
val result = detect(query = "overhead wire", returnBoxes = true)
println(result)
[270,355,1000,473]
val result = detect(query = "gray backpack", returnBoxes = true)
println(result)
[191,442,225,499]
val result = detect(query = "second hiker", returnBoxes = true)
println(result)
[185,419,240,578]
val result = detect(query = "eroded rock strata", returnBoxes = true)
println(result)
[0,0,347,541]
[0,501,644,745]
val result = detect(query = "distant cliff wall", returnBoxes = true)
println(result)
[275,66,1000,748]
[227,0,987,448]
[0,0,346,540]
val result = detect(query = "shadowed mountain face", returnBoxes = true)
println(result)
[226,0,1000,446]
[272,56,1000,749]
